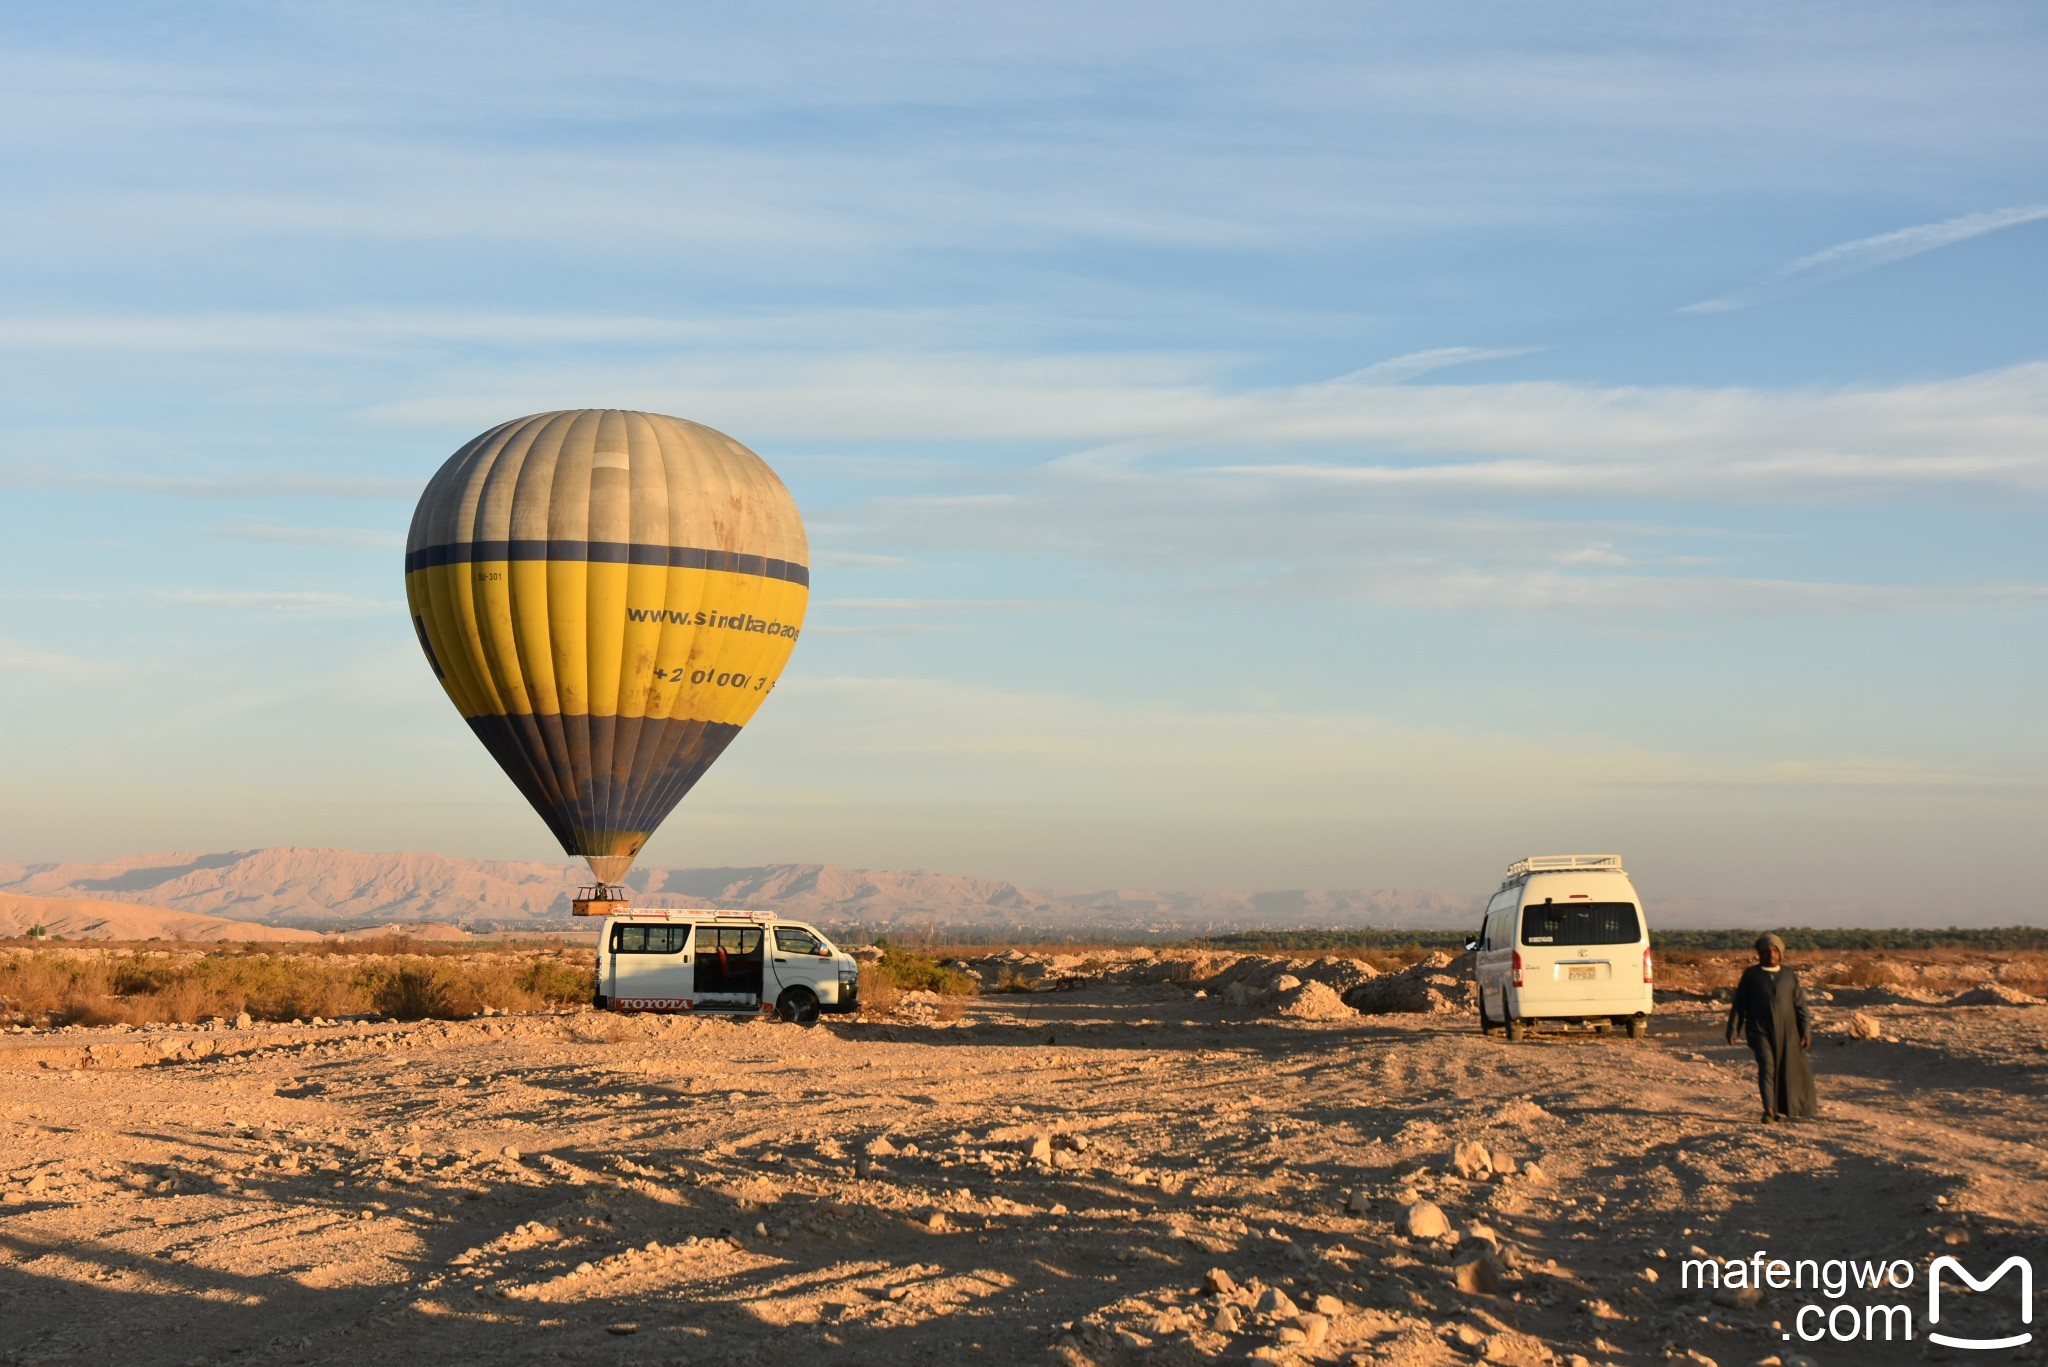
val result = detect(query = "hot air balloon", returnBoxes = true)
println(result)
[404,409,807,912]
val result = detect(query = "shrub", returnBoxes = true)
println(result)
[0,945,597,1027]
[372,964,465,1021]
[876,949,977,997]
[857,963,900,1014]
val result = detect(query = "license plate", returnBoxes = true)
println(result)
[1568,965,1597,981]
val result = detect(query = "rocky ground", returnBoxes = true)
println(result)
[3,957,2046,1366]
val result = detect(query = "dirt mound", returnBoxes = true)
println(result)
[1342,950,1476,1014]
[1947,982,2044,1007]
[1273,979,1353,1021]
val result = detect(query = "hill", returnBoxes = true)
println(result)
[0,891,322,942]
[1,847,2004,933]
[0,848,1477,934]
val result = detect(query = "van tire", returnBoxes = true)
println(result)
[776,987,821,1027]
[1477,992,1499,1036]
[1626,1014,1649,1039]
[1504,1017,1527,1042]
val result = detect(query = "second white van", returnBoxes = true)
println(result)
[592,910,860,1024]
[1469,854,1653,1041]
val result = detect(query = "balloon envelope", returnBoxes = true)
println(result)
[404,409,808,884]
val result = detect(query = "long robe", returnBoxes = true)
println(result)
[1726,965,1817,1118]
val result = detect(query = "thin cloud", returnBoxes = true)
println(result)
[1337,346,1546,383]
[1683,205,2048,313]
[810,550,911,569]
[152,589,396,615]
[1,466,414,500]
[1332,568,2048,618]
[208,520,404,549]
[0,638,94,679]
[822,598,1058,613]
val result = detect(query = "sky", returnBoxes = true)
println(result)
[2,3,2046,914]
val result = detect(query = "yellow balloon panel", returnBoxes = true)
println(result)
[405,562,806,724]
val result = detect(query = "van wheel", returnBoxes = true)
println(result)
[776,987,821,1027]
[1626,1015,1649,1040]
[1477,992,1499,1036]
[1505,1017,1527,1042]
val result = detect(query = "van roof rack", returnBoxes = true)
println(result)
[1502,854,1624,885]
[610,907,781,922]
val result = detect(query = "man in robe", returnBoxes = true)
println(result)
[1724,932,1816,1121]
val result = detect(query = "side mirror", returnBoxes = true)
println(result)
[1463,936,1480,952]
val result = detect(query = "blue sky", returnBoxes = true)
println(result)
[3,3,2046,912]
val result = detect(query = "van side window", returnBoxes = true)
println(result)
[774,927,821,955]
[699,926,762,957]
[611,924,691,954]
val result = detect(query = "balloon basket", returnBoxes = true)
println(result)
[571,884,630,918]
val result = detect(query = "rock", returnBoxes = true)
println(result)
[1272,974,1302,992]
[1520,1161,1547,1184]
[1312,1294,1344,1316]
[865,1136,899,1157]
[925,1211,949,1231]
[1274,1326,1307,1346]
[1053,1132,1090,1153]
[1403,1200,1451,1239]
[1453,1323,1486,1352]
[1713,1285,1764,1310]
[1452,1140,1493,1180]
[1344,1188,1370,1215]
[234,1011,253,1030]
[1845,1012,1883,1040]
[1213,1304,1242,1333]
[1452,1248,1506,1294]
[1254,1287,1299,1318]
[605,1323,637,1336]
[1202,1267,1237,1296]
[1026,1135,1052,1162]
[501,1146,521,1161]
[1295,1313,1329,1346]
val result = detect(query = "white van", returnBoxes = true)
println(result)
[1469,855,1652,1041]
[592,910,859,1025]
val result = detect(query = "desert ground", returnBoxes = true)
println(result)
[3,949,2046,1367]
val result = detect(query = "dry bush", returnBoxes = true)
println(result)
[0,945,595,1027]
[857,963,900,1014]
[874,948,977,996]
[933,996,968,1023]
[990,968,1039,994]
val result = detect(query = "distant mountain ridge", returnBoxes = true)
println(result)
[0,847,1481,934]
[0,848,1992,933]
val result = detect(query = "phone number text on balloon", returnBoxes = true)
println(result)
[650,667,777,692]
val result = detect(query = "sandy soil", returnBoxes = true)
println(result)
[4,980,2046,1366]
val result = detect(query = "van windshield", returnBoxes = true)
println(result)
[1520,902,1640,946]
